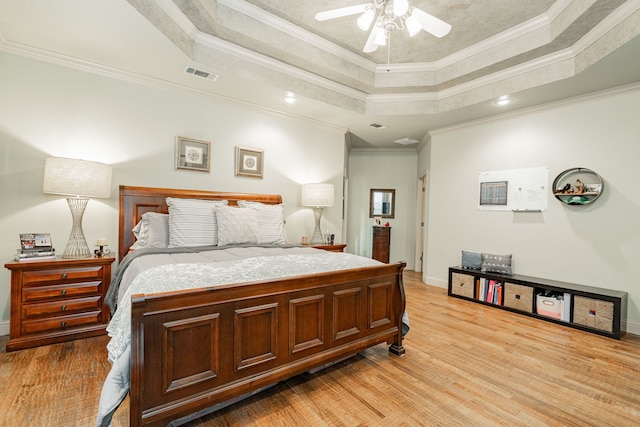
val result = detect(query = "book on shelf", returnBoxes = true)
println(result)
[561,292,571,321]
[14,254,56,262]
[16,249,56,258]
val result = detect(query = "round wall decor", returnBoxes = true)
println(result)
[553,167,603,205]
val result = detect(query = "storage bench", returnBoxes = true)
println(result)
[447,267,627,339]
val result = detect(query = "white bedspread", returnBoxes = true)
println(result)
[106,250,381,363]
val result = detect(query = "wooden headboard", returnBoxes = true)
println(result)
[118,185,283,261]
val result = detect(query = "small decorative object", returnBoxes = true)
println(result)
[94,238,111,258]
[385,222,390,227]
[374,216,382,225]
[559,183,572,194]
[575,179,585,194]
[235,146,264,178]
[176,136,211,172]
[301,236,308,245]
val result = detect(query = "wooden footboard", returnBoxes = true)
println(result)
[129,262,406,426]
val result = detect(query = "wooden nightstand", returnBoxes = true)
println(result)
[308,244,347,252]
[4,256,115,352]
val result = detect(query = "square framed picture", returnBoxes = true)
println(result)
[235,146,264,179]
[176,136,211,172]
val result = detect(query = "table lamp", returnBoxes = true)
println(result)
[43,157,112,258]
[301,183,334,245]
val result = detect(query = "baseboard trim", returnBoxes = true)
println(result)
[0,320,9,337]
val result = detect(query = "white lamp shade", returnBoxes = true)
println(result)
[301,183,334,207]
[43,157,112,199]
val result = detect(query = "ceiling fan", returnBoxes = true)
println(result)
[315,0,451,54]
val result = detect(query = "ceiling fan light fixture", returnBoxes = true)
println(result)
[357,8,375,30]
[393,0,409,17]
[374,26,387,46]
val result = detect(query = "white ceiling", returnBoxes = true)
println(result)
[1,0,639,149]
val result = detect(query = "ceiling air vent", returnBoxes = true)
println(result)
[369,123,387,129]
[184,67,219,82]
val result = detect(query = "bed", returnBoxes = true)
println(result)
[98,185,407,427]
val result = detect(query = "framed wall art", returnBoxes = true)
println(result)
[235,146,264,178]
[176,136,211,172]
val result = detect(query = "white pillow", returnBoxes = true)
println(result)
[166,198,228,247]
[145,212,170,248]
[130,212,169,249]
[237,201,287,244]
[216,206,259,246]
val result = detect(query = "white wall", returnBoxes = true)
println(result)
[348,150,417,268]
[420,85,640,332]
[0,52,347,334]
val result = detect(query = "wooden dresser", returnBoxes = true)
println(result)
[372,226,391,263]
[4,256,114,351]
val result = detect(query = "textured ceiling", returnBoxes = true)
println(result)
[1,0,640,148]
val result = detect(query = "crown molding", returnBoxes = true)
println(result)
[430,81,640,135]
[0,40,348,135]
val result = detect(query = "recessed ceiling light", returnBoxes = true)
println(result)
[393,137,420,145]
[495,95,512,106]
[284,92,296,104]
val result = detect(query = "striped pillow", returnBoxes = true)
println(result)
[237,201,287,244]
[166,198,227,247]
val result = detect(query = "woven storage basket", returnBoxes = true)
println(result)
[503,282,533,312]
[451,272,475,299]
[573,295,614,333]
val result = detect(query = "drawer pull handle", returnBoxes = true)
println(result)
[61,289,67,295]
[61,321,67,329]
[62,273,67,279]
[61,305,67,311]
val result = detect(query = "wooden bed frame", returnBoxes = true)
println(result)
[118,185,406,426]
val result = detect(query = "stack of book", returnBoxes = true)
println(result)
[15,233,56,262]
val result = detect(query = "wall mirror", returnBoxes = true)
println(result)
[369,189,395,218]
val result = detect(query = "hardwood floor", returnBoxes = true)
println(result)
[1,271,639,426]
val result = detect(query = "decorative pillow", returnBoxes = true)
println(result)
[130,212,169,249]
[166,198,227,247]
[461,250,482,270]
[216,206,259,246]
[237,201,287,244]
[481,253,513,274]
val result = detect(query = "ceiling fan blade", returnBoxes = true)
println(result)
[411,7,451,38]
[363,25,381,53]
[315,3,370,21]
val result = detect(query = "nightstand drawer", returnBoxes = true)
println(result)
[22,281,102,302]
[22,311,102,335]
[22,266,104,285]
[22,296,102,319]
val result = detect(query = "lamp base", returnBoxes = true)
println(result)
[309,207,325,245]
[62,197,91,259]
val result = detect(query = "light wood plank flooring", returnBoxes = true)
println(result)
[1,271,639,426]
